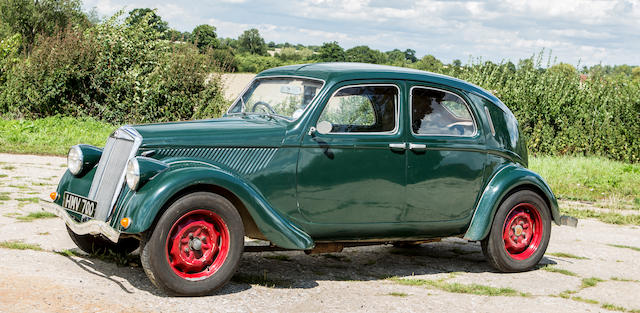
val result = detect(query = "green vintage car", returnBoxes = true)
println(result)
[45,63,561,296]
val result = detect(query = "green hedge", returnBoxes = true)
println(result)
[0,13,228,124]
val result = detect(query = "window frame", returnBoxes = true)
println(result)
[409,86,478,138]
[317,83,400,135]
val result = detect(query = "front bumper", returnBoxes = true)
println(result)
[40,198,121,243]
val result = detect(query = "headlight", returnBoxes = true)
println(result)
[67,145,83,175]
[126,158,140,190]
[125,157,169,191]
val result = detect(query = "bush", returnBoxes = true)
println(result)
[0,12,228,124]
[450,53,640,163]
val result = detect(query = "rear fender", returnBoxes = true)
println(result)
[463,165,560,241]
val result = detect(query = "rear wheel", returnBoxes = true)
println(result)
[66,225,139,255]
[482,190,551,272]
[141,192,244,296]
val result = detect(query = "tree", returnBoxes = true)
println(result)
[237,28,267,55]
[631,67,640,82]
[404,49,417,63]
[317,41,345,62]
[345,45,386,64]
[126,8,168,37]
[415,54,443,72]
[0,0,85,54]
[191,24,218,51]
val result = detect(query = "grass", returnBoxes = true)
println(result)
[0,116,116,156]
[540,265,579,277]
[530,156,640,210]
[561,207,640,226]
[15,197,39,203]
[387,292,409,297]
[2,165,15,170]
[601,303,627,312]
[0,192,9,201]
[389,277,527,297]
[607,244,640,252]
[15,211,57,222]
[572,296,599,305]
[0,241,43,251]
[546,252,589,260]
[0,174,7,178]
[581,277,604,288]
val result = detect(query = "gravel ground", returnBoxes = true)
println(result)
[1,153,639,313]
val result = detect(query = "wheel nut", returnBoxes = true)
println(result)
[184,247,189,253]
[189,233,194,239]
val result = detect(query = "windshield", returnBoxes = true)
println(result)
[228,77,324,120]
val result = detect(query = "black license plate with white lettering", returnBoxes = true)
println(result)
[63,192,97,218]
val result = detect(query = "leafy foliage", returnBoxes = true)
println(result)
[237,28,267,55]
[191,24,218,51]
[0,11,227,124]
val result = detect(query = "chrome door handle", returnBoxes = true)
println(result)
[409,143,427,151]
[389,143,406,150]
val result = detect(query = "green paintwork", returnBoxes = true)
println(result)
[54,62,559,249]
[76,145,103,176]
[131,157,169,190]
[463,164,560,240]
[120,163,314,250]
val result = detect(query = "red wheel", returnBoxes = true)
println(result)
[166,209,230,280]
[141,192,244,296]
[501,203,543,260]
[482,190,551,272]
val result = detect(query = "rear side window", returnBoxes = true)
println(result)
[318,85,398,133]
[411,87,476,136]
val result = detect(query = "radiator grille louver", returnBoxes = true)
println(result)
[156,147,278,175]
[88,129,139,221]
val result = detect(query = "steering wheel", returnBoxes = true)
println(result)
[251,101,276,114]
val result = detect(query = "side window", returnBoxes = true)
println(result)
[411,87,476,136]
[318,85,397,133]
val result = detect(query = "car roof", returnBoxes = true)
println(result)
[258,62,506,110]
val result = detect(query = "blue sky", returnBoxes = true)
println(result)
[83,0,640,66]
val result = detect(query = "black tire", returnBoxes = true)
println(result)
[140,192,244,296]
[66,225,139,255]
[482,190,551,272]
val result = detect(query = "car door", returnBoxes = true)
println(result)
[404,84,486,227]
[296,82,406,224]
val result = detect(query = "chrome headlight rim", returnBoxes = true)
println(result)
[126,158,141,190]
[67,145,84,176]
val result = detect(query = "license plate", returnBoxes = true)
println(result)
[63,192,97,218]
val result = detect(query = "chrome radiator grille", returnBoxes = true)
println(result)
[88,127,141,221]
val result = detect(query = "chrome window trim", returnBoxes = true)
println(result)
[316,83,401,136]
[106,126,142,222]
[409,86,478,138]
[484,106,496,136]
[225,75,326,121]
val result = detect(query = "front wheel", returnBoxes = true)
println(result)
[141,192,244,296]
[482,190,551,272]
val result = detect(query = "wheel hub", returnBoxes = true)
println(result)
[502,203,543,260]
[165,209,231,280]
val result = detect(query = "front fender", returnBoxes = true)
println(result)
[463,164,560,241]
[121,164,314,250]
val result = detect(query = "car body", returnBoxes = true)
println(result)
[45,62,560,295]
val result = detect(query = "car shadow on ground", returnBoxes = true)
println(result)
[59,239,556,297]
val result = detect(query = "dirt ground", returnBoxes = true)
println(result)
[1,152,639,313]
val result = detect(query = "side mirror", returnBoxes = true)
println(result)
[316,121,333,135]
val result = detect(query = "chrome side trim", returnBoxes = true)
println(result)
[40,198,120,243]
[484,106,496,136]
[316,83,401,135]
[409,85,479,138]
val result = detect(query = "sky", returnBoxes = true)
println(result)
[82,0,640,66]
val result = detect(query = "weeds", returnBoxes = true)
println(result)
[387,292,409,297]
[389,277,527,297]
[546,252,589,260]
[264,254,291,261]
[607,244,640,252]
[15,211,57,222]
[540,265,579,277]
[581,277,604,288]
[232,271,292,288]
[0,241,43,251]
